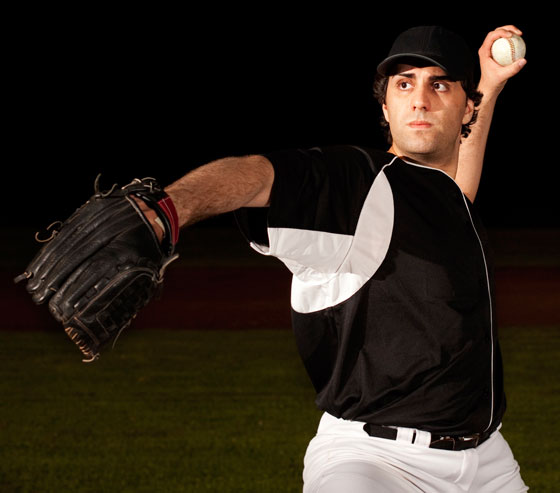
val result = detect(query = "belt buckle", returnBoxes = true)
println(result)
[430,433,481,451]
[458,433,480,448]
[430,436,456,450]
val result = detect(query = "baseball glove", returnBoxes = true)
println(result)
[14,176,180,362]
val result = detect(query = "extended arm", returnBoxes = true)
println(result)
[456,25,527,202]
[164,154,274,228]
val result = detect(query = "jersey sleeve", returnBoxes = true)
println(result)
[234,145,377,274]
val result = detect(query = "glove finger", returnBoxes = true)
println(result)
[48,253,119,324]
[27,198,131,295]
[49,223,159,323]
[25,198,108,289]
[28,199,142,304]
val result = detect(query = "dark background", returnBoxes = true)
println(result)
[7,9,554,230]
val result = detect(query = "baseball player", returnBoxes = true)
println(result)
[18,24,527,492]
[162,25,528,492]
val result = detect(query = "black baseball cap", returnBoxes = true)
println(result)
[377,26,474,81]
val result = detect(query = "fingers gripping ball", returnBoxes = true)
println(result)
[15,177,180,362]
[491,34,526,66]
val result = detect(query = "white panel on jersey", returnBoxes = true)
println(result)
[249,228,352,275]
[251,168,395,314]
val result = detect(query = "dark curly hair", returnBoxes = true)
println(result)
[372,65,483,145]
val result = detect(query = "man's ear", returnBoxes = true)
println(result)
[382,103,390,124]
[462,98,475,125]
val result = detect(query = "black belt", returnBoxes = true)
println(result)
[363,423,493,451]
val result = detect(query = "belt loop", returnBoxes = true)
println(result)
[396,427,415,444]
[414,429,432,447]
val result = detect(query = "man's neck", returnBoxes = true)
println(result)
[387,146,459,180]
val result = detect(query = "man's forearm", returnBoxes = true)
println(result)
[456,86,499,203]
[165,155,274,228]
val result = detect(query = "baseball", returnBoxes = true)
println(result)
[491,34,526,66]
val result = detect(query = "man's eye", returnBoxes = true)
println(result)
[433,82,448,92]
[398,81,412,90]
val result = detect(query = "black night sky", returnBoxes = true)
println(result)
[7,10,555,230]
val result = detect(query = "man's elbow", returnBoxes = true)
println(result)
[244,155,275,207]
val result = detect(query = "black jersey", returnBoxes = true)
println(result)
[235,145,505,436]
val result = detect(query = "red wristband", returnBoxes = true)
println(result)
[157,195,180,245]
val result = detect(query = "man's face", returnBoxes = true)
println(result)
[382,64,474,165]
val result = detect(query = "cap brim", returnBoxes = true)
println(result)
[376,53,449,76]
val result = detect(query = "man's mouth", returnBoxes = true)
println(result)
[408,120,433,129]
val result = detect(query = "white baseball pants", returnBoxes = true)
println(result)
[303,413,528,492]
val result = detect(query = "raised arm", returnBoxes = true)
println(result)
[455,25,527,202]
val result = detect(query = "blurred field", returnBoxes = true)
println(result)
[0,330,320,492]
[1,326,559,492]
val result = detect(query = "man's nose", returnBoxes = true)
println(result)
[412,85,431,111]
